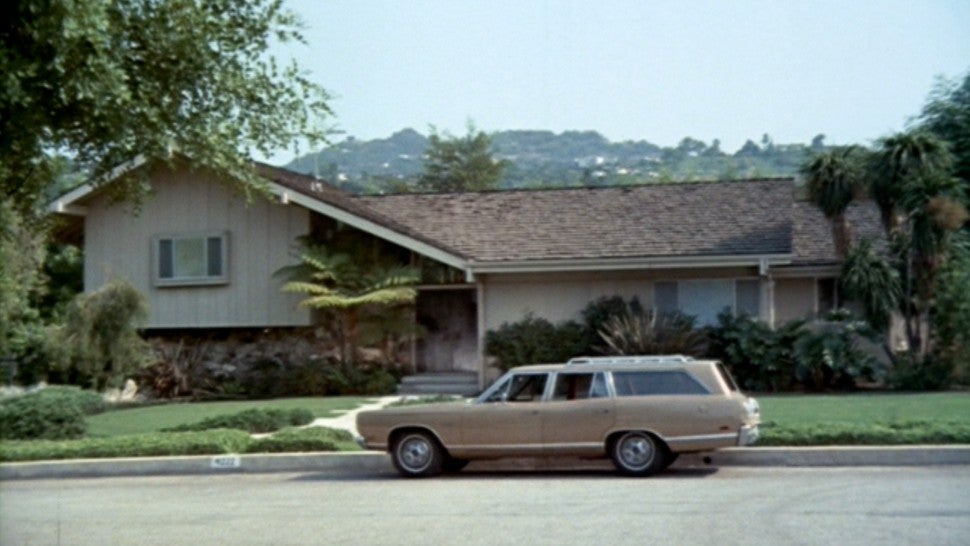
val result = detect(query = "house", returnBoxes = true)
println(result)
[51,159,882,390]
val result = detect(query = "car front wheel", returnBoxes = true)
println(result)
[392,432,443,477]
[611,431,665,476]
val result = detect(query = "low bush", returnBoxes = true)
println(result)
[485,313,586,371]
[598,309,707,356]
[0,427,355,462]
[0,429,252,462]
[757,420,970,446]
[889,352,955,391]
[0,386,107,440]
[162,408,315,434]
[707,310,881,392]
[247,427,354,453]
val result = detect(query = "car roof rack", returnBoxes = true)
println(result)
[566,355,695,366]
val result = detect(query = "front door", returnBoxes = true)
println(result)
[415,289,477,373]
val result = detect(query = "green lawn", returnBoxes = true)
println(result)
[86,397,373,437]
[758,392,970,426]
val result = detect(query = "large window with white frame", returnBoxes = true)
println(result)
[654,279,761,325]
[153,232,229,287]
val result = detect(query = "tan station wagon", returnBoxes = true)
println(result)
[356,355,760,477]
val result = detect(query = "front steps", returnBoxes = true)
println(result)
[397,373,480,396]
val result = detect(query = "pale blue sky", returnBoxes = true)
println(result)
[270,0,970,162]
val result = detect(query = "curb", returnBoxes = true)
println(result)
[2,446,969,480]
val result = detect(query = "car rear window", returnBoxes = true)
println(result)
[612,371,710,396]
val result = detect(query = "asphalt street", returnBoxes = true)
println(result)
[2,466,968,545]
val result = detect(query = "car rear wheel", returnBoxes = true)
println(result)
[611,431,666,476]
[392,431,443,478]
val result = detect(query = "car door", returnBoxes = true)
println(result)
[459,373,547,457]
[541,371,614,456]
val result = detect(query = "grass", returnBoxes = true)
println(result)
[757,392,970,446]
[85,397,372,437]
[758,392,970,426]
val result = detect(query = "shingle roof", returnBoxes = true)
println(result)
[790,200,884,266]
[256,163,468,258]
[359,179,795,263]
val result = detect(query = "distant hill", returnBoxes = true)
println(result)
[286,129,827,194]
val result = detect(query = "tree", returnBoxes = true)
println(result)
[869,132,965,357]
[53,279,152,390]
[1,0,331,214]
[417,123,507,192]
[919,69,970,186]
[802,146,867,259]
[278,240,419,367]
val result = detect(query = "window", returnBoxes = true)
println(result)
[653,279,761,325]
[612,371,710,396]
[552,373,608,401]
[484,374,548,403]
[154,232,228,287]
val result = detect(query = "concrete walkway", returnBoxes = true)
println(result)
[304,395,401,436]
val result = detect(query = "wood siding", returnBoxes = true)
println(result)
[83,168,311,328]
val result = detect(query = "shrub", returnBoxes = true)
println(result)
[0,429,252,462]
[707,312,803,392]
[758,420,970,446]
[597,309,706,356]
[0,386,106,440]
[162,408,315,434]
[51,279,153,390]
[889,352,955,391]
[485,313,587,371]
[792,312,881,391]
[247,426,353,453]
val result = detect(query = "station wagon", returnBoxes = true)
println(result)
[356,355,760,477]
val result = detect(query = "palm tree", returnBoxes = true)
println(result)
[802,146,867,260]
[869,132,954,234]
[279,244,419,367]
[868,131,965,356]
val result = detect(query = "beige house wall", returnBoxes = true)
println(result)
[479,267,759,332]
[83,168,311,328]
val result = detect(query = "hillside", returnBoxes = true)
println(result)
[286,129,826,194]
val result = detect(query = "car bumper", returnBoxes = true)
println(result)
[738,425,760,446]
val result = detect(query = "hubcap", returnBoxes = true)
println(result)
[399,437,432,470]
[619,435,654,469]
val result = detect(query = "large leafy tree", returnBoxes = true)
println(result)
[417,123,508,192]
[1,0,331,213]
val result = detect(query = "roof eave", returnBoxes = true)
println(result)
[467,253,792,275]
[267,182,469,272]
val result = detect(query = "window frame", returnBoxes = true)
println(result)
[152,231,229,287]
[652,278,762,324]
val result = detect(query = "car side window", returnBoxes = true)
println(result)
[483,374,548,403]
[612,371,709,396]
[552,373,608,401]
[506,374,548,402]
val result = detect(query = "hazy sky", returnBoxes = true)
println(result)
[270,0,970,162]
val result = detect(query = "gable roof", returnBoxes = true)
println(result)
[789,200,884,266]
[360,179,795,271]
[55,157,869,278]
